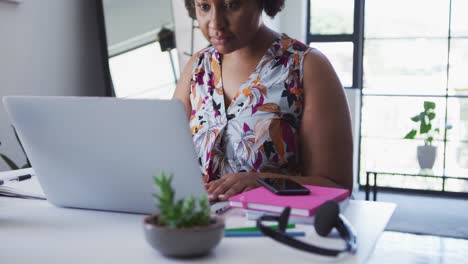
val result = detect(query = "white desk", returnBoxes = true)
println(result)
[0,175,395,263]
[0,194,395,264]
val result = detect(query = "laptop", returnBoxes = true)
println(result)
[3,96,229,214]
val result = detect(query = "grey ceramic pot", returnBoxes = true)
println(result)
[417,145,437,169]
[143,215,225,258]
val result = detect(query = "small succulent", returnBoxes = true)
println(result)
[153,172,210,228]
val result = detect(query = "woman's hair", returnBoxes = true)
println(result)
[184,0,285,19]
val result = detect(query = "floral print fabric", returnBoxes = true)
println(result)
[189,34,312,183]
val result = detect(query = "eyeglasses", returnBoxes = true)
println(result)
[256,201,357,257]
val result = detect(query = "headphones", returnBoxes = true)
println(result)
[256,201,357,257]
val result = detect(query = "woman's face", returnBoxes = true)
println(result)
[194,0,263,54]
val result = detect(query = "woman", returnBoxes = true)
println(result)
[174,0,353,202]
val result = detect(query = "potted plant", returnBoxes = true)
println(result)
[404,101,451,169]
[143,173,224,258]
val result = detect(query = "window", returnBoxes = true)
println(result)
[109,43,179,99]
[309,0,354,35]
[308,0,468,193]
[101,0,178,99]
[307,0,362,89]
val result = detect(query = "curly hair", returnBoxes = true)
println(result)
[184,0,285,19]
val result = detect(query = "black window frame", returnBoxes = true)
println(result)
[306,0,365,90]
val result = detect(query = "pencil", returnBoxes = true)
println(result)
[225,223,296,232]
[224,231,305,237]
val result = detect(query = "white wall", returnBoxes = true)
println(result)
[345,89,361,191]
[267,0,308,42]
[0,0,107,171]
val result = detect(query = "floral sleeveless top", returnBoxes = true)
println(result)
[189,34,312,183]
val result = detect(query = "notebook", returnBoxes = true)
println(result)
[228,185,350,217]
[244,199,350,225]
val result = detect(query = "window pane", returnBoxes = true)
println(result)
[310,42,353,87]
[451,0,468,37]
[445,142,468,180]
[447,98,468,141]
[362,96,446,140]
[365,0,450,38]
[309,0,354,35]
[448,39,468,95]
[360,138,445,177]
[358,173,444,192]
[363,39,448,95]
[445,178,468,193]
[360,96,449,189]
[109,42,178,99]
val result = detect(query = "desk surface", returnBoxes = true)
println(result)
[0,195,395,264]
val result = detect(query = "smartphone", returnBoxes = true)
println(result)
[256,178,310,196]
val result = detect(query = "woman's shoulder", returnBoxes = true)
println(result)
[278,34,311,54]
[185,46,219,73]
[194,46,217,61]
[275,34,332,71]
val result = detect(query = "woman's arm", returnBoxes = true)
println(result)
[173,54,199,118]
[298,48,354,191]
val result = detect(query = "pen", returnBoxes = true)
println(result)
[224,231,305,237]
[225,223,296,232]
[0,174,32,185]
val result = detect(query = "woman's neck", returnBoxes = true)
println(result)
[223,25,280,62]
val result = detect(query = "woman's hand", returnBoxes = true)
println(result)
[206,172,261,202]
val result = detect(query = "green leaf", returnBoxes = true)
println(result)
[152,172,211,228]
[404,130,417,139]
[184,196,196,215]
[411,115,420,122]
[434,128,440,133]
[419,112,425,120]
[420,123,431,134]
[424,101,436,111]
[428,112,436,120]
[420,115,427,134]
[0,153,20,170]
[426,136,433,145]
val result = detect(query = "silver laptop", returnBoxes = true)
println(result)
[3,96,228,214]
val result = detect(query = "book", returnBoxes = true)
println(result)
[228,185,349,217]
[244,199,349,225]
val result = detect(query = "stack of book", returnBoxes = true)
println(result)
[228,185,350,225]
